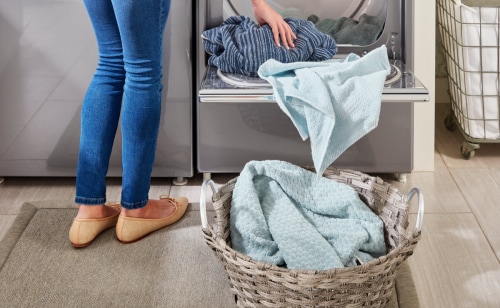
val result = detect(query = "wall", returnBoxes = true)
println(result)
[413,0,436,171]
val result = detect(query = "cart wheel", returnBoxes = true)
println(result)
[444,113,456,131]
[461,141,479,160]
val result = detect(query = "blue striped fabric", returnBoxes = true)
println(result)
[202,16,338,77]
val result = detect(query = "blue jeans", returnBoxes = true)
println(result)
[75,0,171,209]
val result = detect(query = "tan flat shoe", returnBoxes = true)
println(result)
[116,196,189,244]
[69,203,121,248]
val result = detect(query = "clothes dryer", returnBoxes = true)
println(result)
[196,0,429,180]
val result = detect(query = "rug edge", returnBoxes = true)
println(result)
[395,261,421,307]
[0,203,38,270]
[0,200,80,270]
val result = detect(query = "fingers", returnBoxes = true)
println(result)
[251,0,297,49]
[272,21,296,49]
[272,25,282,48]
[282,23,297,49]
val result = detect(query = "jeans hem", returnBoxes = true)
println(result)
[75,196,106,205]
[121,199,148,210]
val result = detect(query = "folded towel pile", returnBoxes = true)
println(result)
[230,160,386,270]
[258,45,391,176]
[202,16,337,77]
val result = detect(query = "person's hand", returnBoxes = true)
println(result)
[251,0,297,49]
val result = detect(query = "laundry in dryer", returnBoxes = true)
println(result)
[308,14,385,45]
[201,16,337,77]
[279,8,385,45]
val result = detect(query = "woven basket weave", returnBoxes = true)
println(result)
[201,167,422,308]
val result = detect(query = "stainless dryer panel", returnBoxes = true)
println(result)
[198,101,413,173]
[0,1,193,177]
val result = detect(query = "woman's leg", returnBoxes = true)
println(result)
[111,0,171,210]
[74,0,125,217]
[70,0,185,246]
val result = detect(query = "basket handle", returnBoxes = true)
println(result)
[406,187,424,233]
[200,179,219,229]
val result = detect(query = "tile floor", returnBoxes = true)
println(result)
[1,103,500,307]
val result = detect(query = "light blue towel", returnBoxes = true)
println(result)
[230,160,386,270]
[258,45,391,176]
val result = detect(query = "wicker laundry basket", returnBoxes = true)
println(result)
[199,167,424,308]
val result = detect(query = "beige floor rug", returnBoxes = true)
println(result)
[0,201,420,307]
